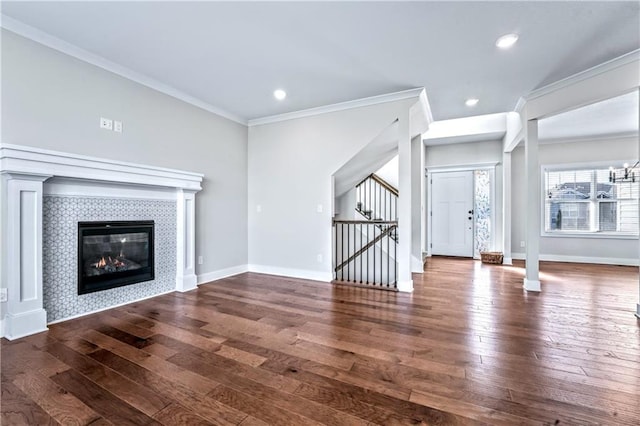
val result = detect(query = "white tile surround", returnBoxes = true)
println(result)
[0,144,203,340]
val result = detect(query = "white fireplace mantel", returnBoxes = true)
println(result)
[0,144,204,340]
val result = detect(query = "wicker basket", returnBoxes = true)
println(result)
[480,252,503,264]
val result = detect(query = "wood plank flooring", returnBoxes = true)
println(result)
[2,257,639,425]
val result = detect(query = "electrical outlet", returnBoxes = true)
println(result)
[100,117,113,130]
[316,254,323,263]
[114,120,123,133]
[198,256,203,265]
[520,241,525,248]
[0,288,7,303]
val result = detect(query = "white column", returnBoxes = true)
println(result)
[524,120,541,292]
[637,90,640,318]
[502,152,513,265]
[3,173,51,339]
[397,112,413,292]
[176,189,198,292]
[411,134,424,273]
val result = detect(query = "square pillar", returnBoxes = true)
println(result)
[502,152,513,265]
[2,172,51,339]
[524,119,541,292]
[176,189,198,292]
[397,113,413,292]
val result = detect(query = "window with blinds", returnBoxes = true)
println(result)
[544,167,638,235]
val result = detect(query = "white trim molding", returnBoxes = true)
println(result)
[248,88,425,126]
[511,252,639,267]
[248,264,332,283]
[1,144,204,191]
[0,144,204,340]
[0,15,246,125]
[197,265,249,285]
[524,49,640,103]
[636,303,640,319]
[426,162,499,173]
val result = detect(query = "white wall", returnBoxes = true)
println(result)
[1,30,249,277]
[375,155,399,189]
[425,140,504,253]
[511,137,638,264]
[247,98,416,280]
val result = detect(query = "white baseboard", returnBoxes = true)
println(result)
[0,318,4,339]
[511,252,639,266]
[248,264,332,282]
[636,304,640,319]
[197,264,249,285]
[47,289,175,326]
[503,257,513,265]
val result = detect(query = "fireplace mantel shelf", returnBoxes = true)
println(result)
[0,144,203,191]
[1,144,203,340]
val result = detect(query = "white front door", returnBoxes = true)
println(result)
[431,171,474,257]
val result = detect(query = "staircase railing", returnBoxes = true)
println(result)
[356,173,398,222]
[333,220,397,289]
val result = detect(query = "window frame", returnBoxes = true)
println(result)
[541,162,639,239]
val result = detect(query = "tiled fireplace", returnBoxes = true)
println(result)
[0,144,204,339]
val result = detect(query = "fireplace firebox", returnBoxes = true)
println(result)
[78,221,154,295]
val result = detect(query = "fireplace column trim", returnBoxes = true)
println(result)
[2,172,52,339]
[176,189,198,292]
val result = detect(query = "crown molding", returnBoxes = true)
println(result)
[248,88,425,127]
[514,96,527,113]
[522,49,640,104]
[1,15,247,125]
[538,131,639,146]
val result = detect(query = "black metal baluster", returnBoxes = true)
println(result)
[348,223,352,282]
[365,223,369,284]
[394,227,397,287]
[373,223,376,286]
[360,221,363,283]
[341,223,345,281]
[376,183,382,219]
[333,223,338,281]
[387,225,390,287]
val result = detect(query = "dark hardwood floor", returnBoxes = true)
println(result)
[2,257,639,425]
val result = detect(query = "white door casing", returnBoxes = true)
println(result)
[431,171,474,257]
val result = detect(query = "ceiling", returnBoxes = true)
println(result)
[2,1,639,123]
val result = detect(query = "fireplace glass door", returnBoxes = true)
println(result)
[78,221,154,294]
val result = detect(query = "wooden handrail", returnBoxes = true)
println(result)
[356,173,398,197]
[333,220,397,225]
[370,173,399,196]
[334,224,397,272]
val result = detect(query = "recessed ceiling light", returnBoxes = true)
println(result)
[496,33,519,49]
[465,98,479,107]
[273,89,287,101]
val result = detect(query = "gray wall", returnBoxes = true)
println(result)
[1,30,249,276]
[248,98,415,279]
[511,136,638,264]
